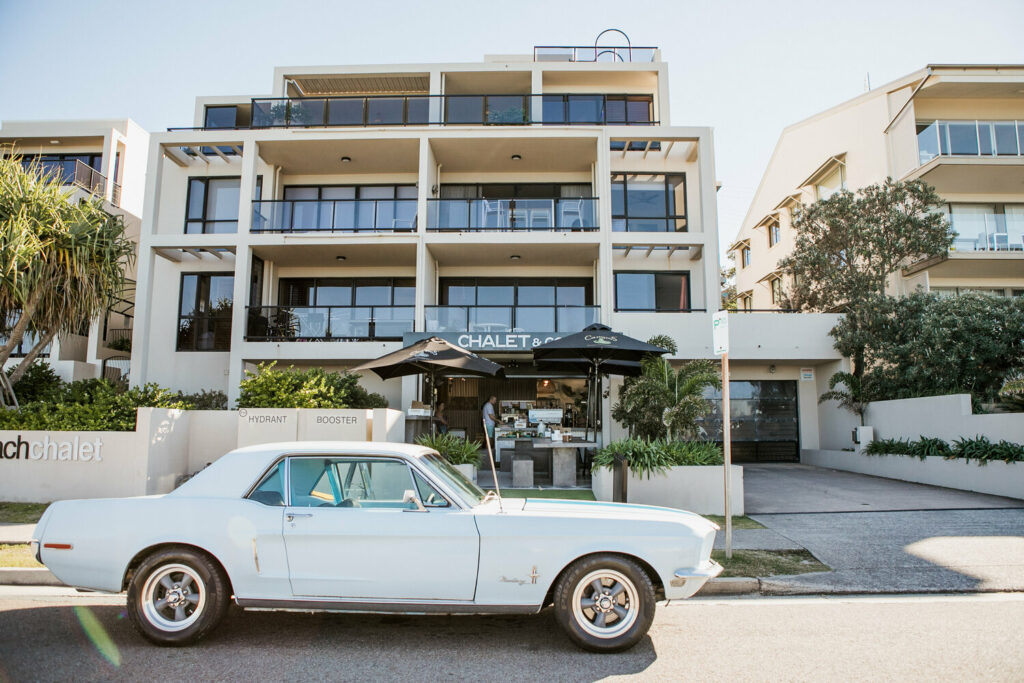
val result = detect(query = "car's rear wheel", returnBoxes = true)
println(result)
[553,554,655,652]
[127,547,229,646]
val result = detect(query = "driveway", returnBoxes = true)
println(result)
[744,463,1024,514]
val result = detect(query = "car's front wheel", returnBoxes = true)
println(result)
[553,554,655,652]
[126,547,229,646]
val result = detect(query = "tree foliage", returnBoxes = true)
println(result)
[612,336,720,440]
[827,292,1024,404]
[238,361,388,409]
[720,263,737,311]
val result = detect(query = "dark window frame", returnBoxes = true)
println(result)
[277,277,416,307]
[185,176,241,234]
[613,271,692,312]
[611,173,688,232]
[768,219,781,247]
[438,277,594,306]
[176,272,235,352]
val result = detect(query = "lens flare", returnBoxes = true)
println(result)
[74,606,121,668]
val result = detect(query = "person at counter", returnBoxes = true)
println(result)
[482,395,497,449]
[434,402,448,435]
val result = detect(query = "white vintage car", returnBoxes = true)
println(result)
[32,441,721,652]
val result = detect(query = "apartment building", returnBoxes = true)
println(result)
[0,119,148,383]
[731,65,1024,310]
[130,41,842,461]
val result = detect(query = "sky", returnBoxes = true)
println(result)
[2,0,1022,264]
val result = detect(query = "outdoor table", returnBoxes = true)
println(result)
[532,439,599,487]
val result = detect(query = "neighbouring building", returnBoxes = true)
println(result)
[129,38,843,466]
[0,119,149,384]
[730,64,1024,311]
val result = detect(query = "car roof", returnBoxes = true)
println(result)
[169,441,436,499]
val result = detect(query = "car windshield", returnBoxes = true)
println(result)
[417,451,487,507]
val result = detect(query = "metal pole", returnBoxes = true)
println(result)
[722,352,732,558]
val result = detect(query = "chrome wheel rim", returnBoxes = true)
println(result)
[140,563,206,632]
[571,569,639,639]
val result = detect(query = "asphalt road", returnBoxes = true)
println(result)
[0,588,1021,682]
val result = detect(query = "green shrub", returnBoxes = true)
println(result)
[237,362,387,409]
[865,438,914,456]
[6,362,63,404]
[179,389,228,411]
[866,435,1024,464]
[593,438,723,478]
[909,436,952,459]
[415,432,482,466]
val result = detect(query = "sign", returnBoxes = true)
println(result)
[1,434,104,462]
[528,409,563,424]
[298,410,371,441]
[712,311,729,356]
[800,368,815,381]
[403,332,563,353]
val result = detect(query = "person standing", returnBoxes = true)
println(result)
[482,395,497,449]
[434,401,448,435]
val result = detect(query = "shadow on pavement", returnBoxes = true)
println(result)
[0,604,658,682]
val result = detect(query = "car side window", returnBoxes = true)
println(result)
[413,470,450,508]
[248,461,285,506]
[288,457,417,509]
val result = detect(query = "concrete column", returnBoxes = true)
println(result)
[129,138,166,387]
[594,135,614,322]
[697,130,720,311]
[530,69,543,124]
[100,131,118,203]
[226,141,259,406]
[428,69,443,124]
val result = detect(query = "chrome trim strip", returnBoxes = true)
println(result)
[235,597,539,615]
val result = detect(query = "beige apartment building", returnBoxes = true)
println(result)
[0,119,149,383]
[731,64,1024,310]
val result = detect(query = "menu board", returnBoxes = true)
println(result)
[528,409,564,424]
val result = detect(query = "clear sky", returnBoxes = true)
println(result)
[2,0,1022,263]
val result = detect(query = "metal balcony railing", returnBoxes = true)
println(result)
[26,158,111,199]
[425,305,600,334]
[251,199,417,233]
[246,306,414,341]
[427,198,598,231]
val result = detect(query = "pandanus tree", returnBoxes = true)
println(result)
[0,151,135,382]
[612,335,720,441]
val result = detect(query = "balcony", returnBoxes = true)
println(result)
[947,205,1024,252]
[246,306,414,341]
[533,45,658,63]
[425,305,600,334]
[247,94,655,128]
[917,120,1024,165]
[26,158,118,206]
[252,199,417,233]
[427,198,598,232]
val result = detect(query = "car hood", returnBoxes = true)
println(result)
[519,498,718,531]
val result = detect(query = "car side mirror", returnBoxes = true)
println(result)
[403,489,426,512]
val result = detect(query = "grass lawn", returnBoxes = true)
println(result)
[703,515,765,530]
[712,549,829,578]
[501,489,596,501]
[0,502,48,525]
[0,544,43,568]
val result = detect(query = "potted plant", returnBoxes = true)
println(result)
[415,432,483,482]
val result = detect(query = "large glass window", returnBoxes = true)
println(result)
[611,174,687,232]
[433,278,594,333]
[177,273,234,351]
[614,272,691,311]
[277,185,416,232]
[815,165,846,201]
[948,203,1024,252]
[271,277,414,340]
[185,177,240,234]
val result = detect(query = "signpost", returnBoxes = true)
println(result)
[712,311,733,558]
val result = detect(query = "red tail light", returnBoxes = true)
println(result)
[43,543,73,550]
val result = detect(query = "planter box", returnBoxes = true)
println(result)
[592,466,614,502]
[626,465,744,515]
[454,464,478,483]
[802,449,1024,500]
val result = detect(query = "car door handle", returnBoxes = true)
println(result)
[286,513,313,521]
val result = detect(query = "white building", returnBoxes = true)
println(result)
[0,118,149,383]
[130,41,842,461]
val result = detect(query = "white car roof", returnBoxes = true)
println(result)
[169,441,436,499]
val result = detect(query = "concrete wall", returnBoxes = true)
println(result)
[864,394,1024,444]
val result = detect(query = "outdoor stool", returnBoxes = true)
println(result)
[512,454,534,488]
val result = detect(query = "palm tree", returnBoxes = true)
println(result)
[612,335,720,440]
[0,151,135,381]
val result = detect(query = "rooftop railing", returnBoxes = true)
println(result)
[917,120,1024,165]
[252,198,417,233]
[427,198,598,232]
[533,45,657,62]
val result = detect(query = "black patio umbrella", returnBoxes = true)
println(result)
[532,323,669,440]
[351,336,503,432]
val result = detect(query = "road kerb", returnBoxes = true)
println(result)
[698,577,760,595]
[0,568,63,586]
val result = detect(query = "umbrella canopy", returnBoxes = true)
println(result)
[351,336,504,380]
[532,323,669,369]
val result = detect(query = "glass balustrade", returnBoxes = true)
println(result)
[246,306,414,341]
[251,199,417,233]
[424,306,600,333]
[917,120,1024,165]
[427,198,597,231]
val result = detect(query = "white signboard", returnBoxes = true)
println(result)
[800,368,815,381]
[712,311,729,356]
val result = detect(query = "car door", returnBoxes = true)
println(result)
[282,455,479,601]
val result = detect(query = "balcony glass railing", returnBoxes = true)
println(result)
[247,94,655,128]
[251,199,417,233]
[917,120,1024,165]
[427,198,598,231]
[533,45,658,63]
[425,305,600,334]
[947,204,1024,252]
[246,306,414,341]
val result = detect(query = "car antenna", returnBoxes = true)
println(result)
[482,417,503,512]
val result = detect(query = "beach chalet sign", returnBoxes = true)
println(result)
[403,332,563,352]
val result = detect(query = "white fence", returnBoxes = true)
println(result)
[0,408,405,503]
[863,394,1024,444]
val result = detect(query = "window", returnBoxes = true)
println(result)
[288,457,417,509]
[769,276,783,305]
[433,278,594,333]
[614,272,691,311]
[741,246,751,268]
[280,184,416,231]
[185,177,240,234]
[605,95,654,125]
[204,106,238,129]
[177,273,234,351]
[272,277,414,340]
[815,165,845,201]
[738,294,752,311]
[248,461,286,506]
[0,317,51,358]
[611,174,687,232]
[948,203,1024,252]
[768,221,781,247]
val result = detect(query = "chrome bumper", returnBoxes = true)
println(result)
[674,560,724,581]
[30,540,41,564]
